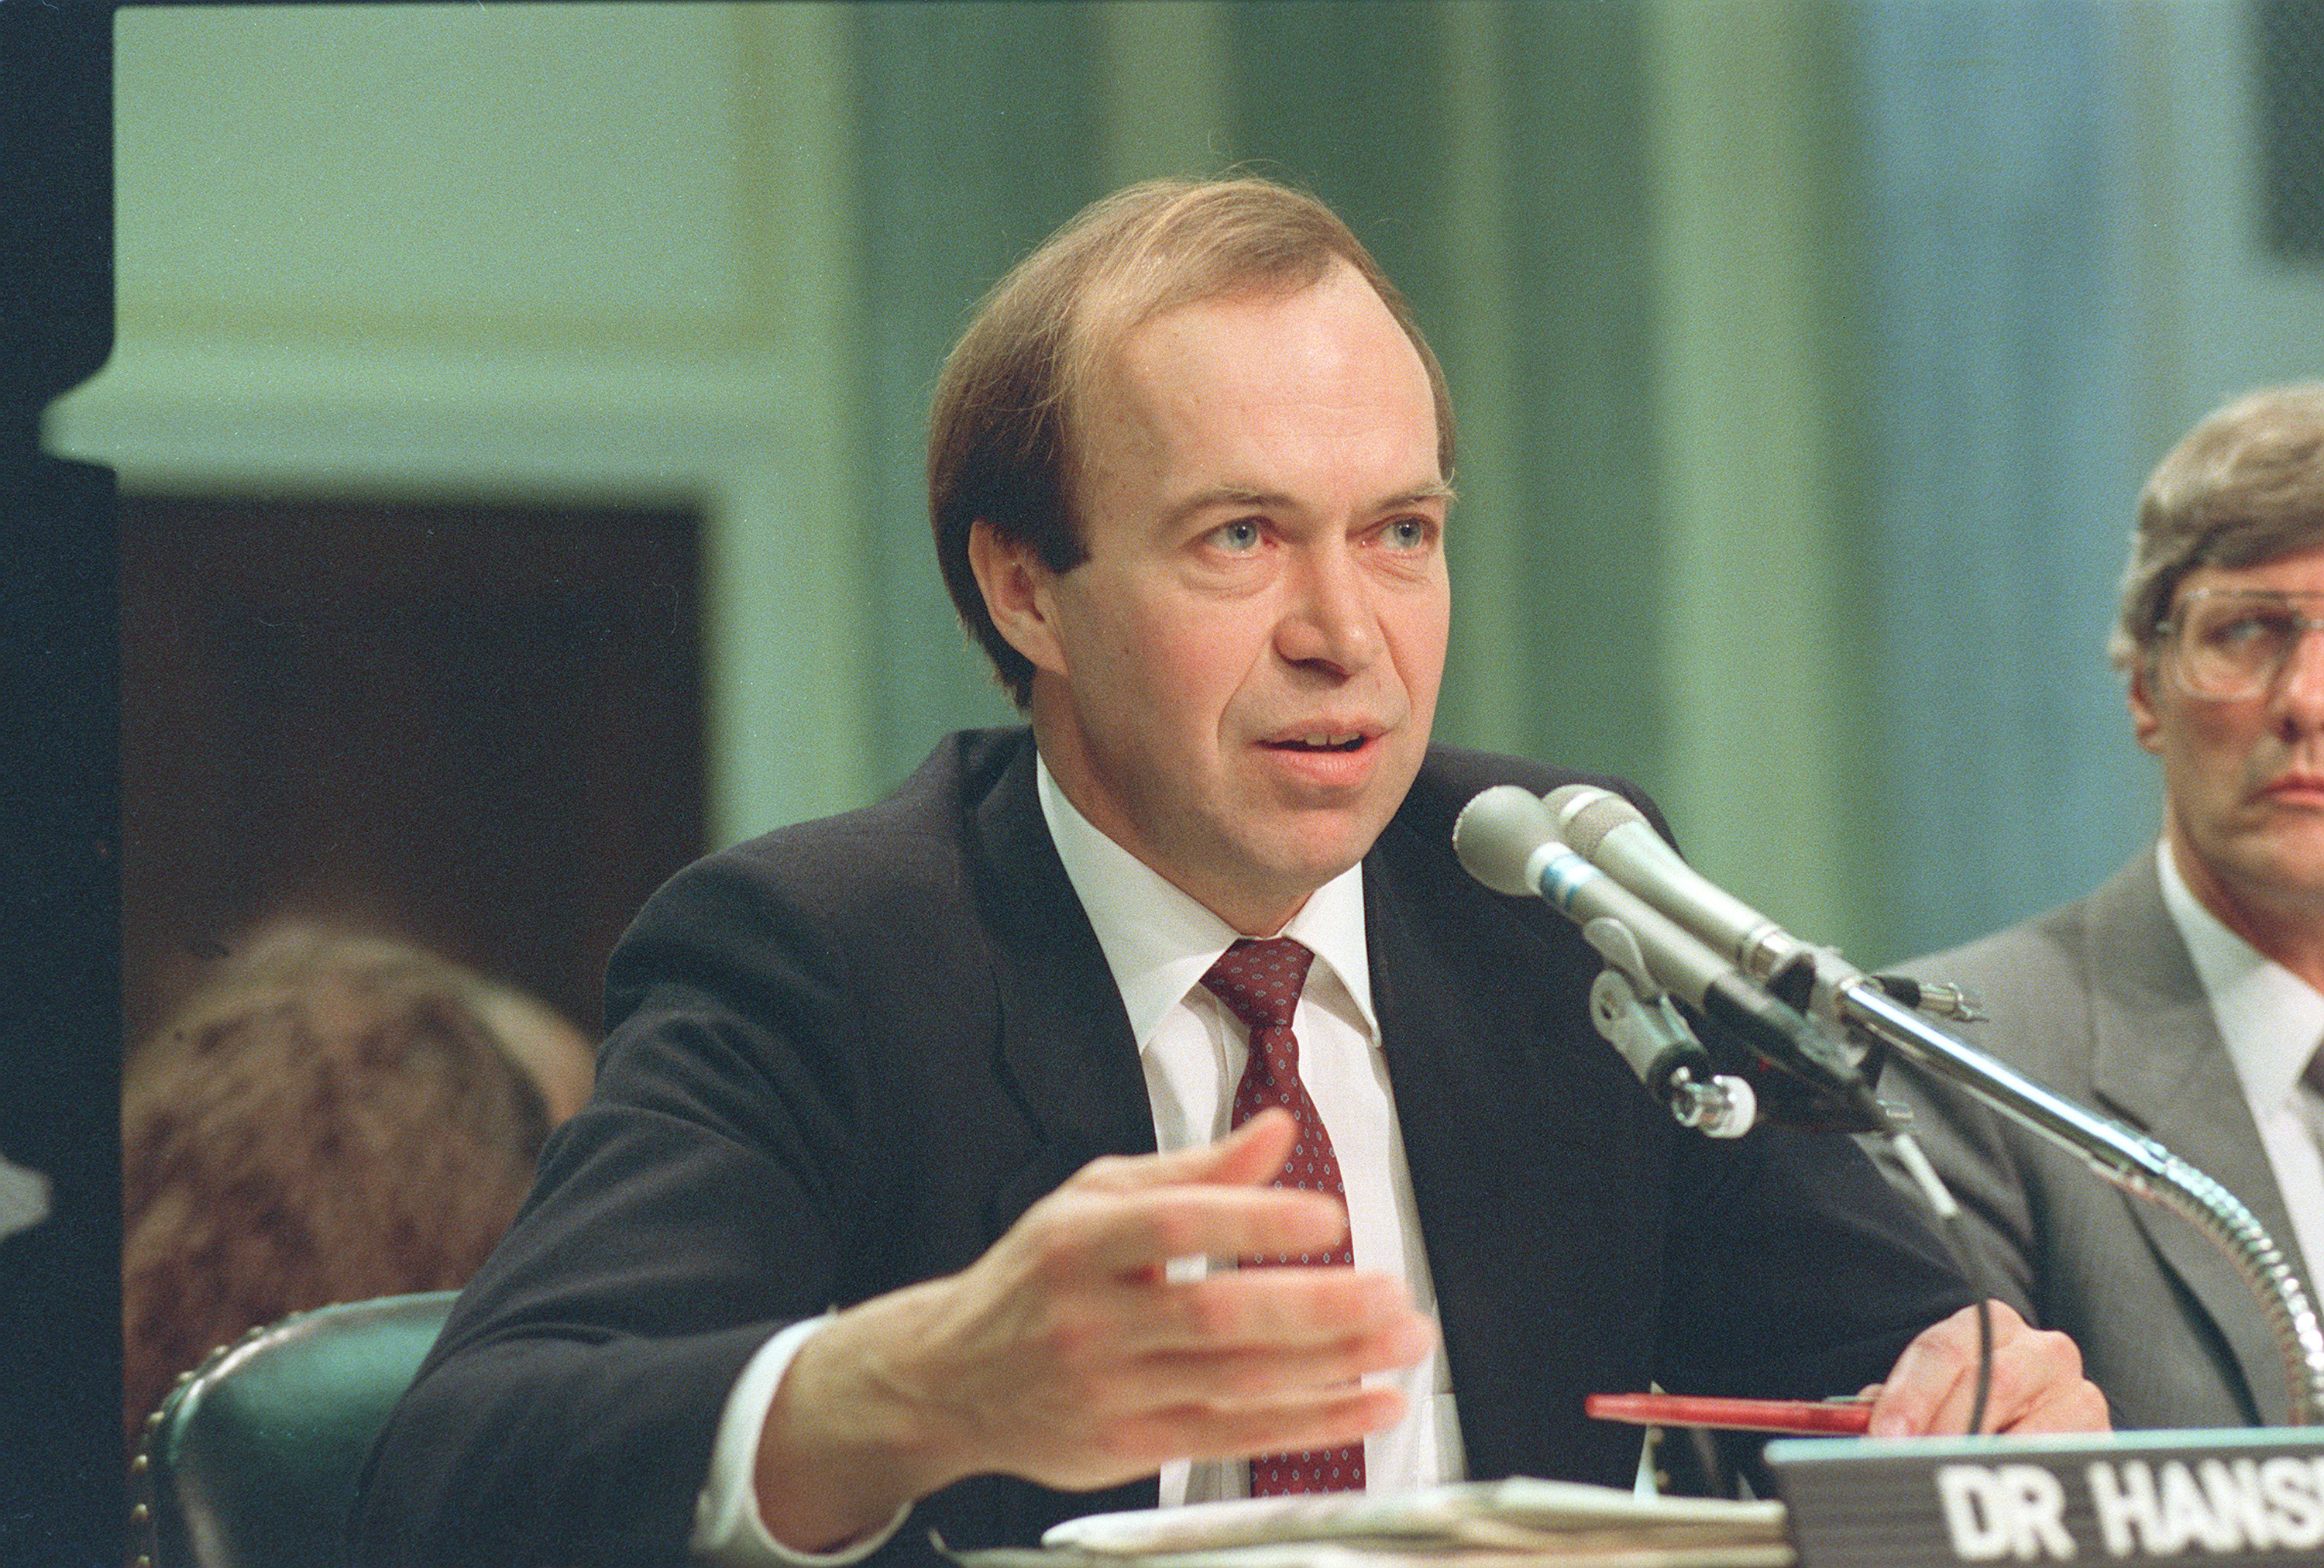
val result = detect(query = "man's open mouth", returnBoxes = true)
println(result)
[1264,734,1368,752]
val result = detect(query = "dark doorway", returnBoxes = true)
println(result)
[120,494,706,1047]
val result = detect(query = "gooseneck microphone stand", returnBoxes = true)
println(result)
[1812,960,2324,1427]
[1462,781,2324,1427]
[1536,779,2324,1427]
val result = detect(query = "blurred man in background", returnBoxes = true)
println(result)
[1889,383,2324,1428]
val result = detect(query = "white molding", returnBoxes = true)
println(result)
[54,335,875,849]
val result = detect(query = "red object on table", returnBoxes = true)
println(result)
[1585,1391,1874,1435]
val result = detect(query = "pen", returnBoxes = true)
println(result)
[1583,1391,1875,1436]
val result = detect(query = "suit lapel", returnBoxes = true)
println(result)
[1364,809,1662,1487]
[1367,868,1528,1473]
[959,738,1158,1240]
[951,734,1162,1528]
[2085,855,2308,1426]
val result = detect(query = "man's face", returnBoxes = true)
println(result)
[2133,543,2324,941]
[984,260,1451,935]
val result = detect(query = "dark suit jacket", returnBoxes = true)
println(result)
[353,730,1972,1568]
[1886,851,2313,1429]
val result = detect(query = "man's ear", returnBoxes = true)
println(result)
[2128,654,2164,755]
[967,520,1067,677]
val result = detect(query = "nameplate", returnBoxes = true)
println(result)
[1767,1429,2324,1566]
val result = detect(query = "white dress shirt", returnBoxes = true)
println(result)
[1034,758,1461,1505]
[690,756,1459,1565]
[2155,839,2324,1281]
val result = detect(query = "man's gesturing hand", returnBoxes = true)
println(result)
[752,1109,1437,1551]
[1864,1299,2111,1437]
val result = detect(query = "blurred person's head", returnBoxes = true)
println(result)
[2113,382,2324,677]
[2112,386,2324,966]
[121,921,589,1439]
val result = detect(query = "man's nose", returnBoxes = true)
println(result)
[2272,624,2324,734]
[1275,545,1380,674]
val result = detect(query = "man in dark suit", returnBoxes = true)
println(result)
[1889,383,2324,1428]
[354,177,2102,1568]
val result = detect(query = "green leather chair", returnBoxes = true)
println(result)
[131,1291,457,1568]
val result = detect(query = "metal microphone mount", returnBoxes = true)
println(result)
[1582,918,1756,1139]
[1824,954,2324,1426]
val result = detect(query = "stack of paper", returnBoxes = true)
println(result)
[949,1478,1793,1568]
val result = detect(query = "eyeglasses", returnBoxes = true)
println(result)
[2157,588,2324,700]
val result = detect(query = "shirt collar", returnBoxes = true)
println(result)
[2157,837,2324,1107]
[1036,753,1377,1050]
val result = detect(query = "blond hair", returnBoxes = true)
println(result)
[929,176,1455,706]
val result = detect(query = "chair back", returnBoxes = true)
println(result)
[133,1291,457,1568]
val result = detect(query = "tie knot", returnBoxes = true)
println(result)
[1202,937,1314,1033]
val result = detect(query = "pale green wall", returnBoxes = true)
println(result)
[60,4,886,847]
[1645,0,1866,952]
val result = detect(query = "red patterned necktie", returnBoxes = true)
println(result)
[1201,936,1366,1495]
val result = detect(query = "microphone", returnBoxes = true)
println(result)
[1455,786,1873,1122]
[1546,779,1991,1029]
[1543,783,1813,986]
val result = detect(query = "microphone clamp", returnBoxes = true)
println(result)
[1868,972,1989,1024]
[1583,920,1756,1138]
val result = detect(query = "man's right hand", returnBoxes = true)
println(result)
[749,1108,1436,1553]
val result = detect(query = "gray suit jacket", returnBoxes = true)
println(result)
[1881,851,2312,1428]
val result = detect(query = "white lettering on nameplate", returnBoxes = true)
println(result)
[1937,1463,2076,1560]
[2084,1456,2324,1557]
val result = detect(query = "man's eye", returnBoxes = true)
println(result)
[1211,520,1263,552]
[1382,518,1432,549]
[2205,612,2294,651]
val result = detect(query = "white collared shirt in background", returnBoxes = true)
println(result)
[2157,838,2324,1282]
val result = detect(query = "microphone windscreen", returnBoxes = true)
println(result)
[1452,786,1562,896]
[1543,783,1649,858]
